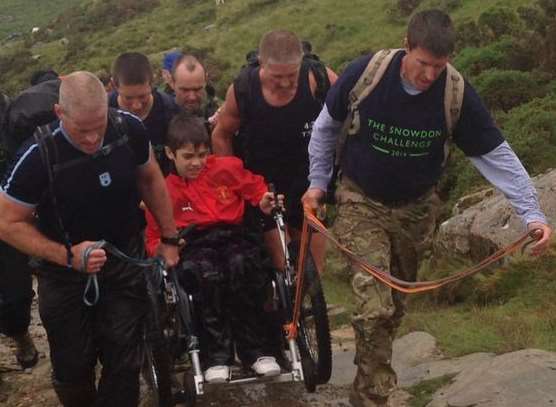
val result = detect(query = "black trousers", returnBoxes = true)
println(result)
[178,225,274,368]
[37,238,149,407]
[0,241,33,337]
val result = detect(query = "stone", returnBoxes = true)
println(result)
[427,349,556,407]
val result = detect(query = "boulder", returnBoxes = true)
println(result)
[435,169,556,262]
[427,349,556,407]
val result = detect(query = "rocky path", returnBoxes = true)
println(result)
[2,299,555,407]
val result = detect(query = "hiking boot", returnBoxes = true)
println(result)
[13,331,39,369]
[251,356,281,377]
[204,365,230,383]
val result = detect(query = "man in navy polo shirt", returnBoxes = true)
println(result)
[0,71,179,407]
[109,52,179,174]
[303,9,552,407]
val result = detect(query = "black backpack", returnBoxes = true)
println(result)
[0,79,61,159]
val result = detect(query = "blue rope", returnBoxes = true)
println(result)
[81,240,165,306]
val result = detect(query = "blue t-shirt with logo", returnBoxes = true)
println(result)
[326,51,504,203]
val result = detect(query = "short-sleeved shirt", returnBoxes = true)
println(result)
[109,89,179,174]
[1,110,150,249]
[326,51,505,203]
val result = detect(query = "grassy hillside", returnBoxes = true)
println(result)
[0,0,534,94]
[0,0,83,39]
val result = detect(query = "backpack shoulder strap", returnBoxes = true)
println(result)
[53,110,130,173]
[304,57,331,106]
[335,48,402,165]
[441,63,464,167]
[444,63,464,136]
[233,66,254,122]
[33,125,73,268]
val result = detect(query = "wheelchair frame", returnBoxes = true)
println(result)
[143,207,332,406]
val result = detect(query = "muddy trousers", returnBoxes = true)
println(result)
[331,178,440,407]
[178,225,273,368]
[0,241,33,337]
[37,255,149,407]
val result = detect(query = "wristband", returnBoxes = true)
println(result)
[160,235,182,246]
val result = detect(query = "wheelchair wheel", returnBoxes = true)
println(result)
[297,332,317,393]
[143,288,174,407]
[294,243,333,385]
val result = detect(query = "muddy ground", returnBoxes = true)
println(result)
[0,296,367,407]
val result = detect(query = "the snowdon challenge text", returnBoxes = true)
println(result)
[367,118,442,157]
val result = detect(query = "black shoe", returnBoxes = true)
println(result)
[13,332,39,369]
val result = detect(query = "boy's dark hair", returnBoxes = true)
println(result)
[167,112,209,152]
[407,9,455,57]
[111,52,154,87]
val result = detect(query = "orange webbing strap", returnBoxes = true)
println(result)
[284,207,539,338]
[307,207,539,293]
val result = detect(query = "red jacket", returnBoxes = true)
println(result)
[145,155,267,256]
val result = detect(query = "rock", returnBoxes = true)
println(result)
[435,168,556,262]
[427,349,556,407]
[398,352,494,387]
[392,331,441,369]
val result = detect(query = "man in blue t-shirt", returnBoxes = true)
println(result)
[303,9,552,407]
[0,71,179,407]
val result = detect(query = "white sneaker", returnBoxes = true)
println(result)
[204,365,230,383]
[251,356,281,376]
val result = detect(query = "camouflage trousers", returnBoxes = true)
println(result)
[331,177,440,407]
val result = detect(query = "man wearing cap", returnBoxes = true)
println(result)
[160,50,182,96]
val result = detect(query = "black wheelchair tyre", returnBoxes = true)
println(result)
[142,287,174,407]
[297,331,317,393]
[289,242,333,385]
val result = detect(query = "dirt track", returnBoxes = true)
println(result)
[0,295,362,407]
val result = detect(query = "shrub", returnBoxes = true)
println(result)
[455,18,483,49]
[497,95,556,175]
[477,7,522,42]
[455,37,537,78]
[472,69,547,112]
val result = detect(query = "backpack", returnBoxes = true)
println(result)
[0,79,61,159]
[335,48,464,167]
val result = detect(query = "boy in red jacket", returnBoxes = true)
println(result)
[145,112,281,383]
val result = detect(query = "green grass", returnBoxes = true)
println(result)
[0,0,83,38]
[407,375,455,407]
[400,245,556,356]
[322,243,556,357]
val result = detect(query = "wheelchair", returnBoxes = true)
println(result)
[142,205,332,407]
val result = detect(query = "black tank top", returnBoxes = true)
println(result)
[237,63,323,185]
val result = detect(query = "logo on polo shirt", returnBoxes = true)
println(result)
[99,172,112,187]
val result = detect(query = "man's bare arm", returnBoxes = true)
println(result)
[0,194,107,272]
[212,84,241,156]
[0,194,68,266]
[136,149,179,267]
